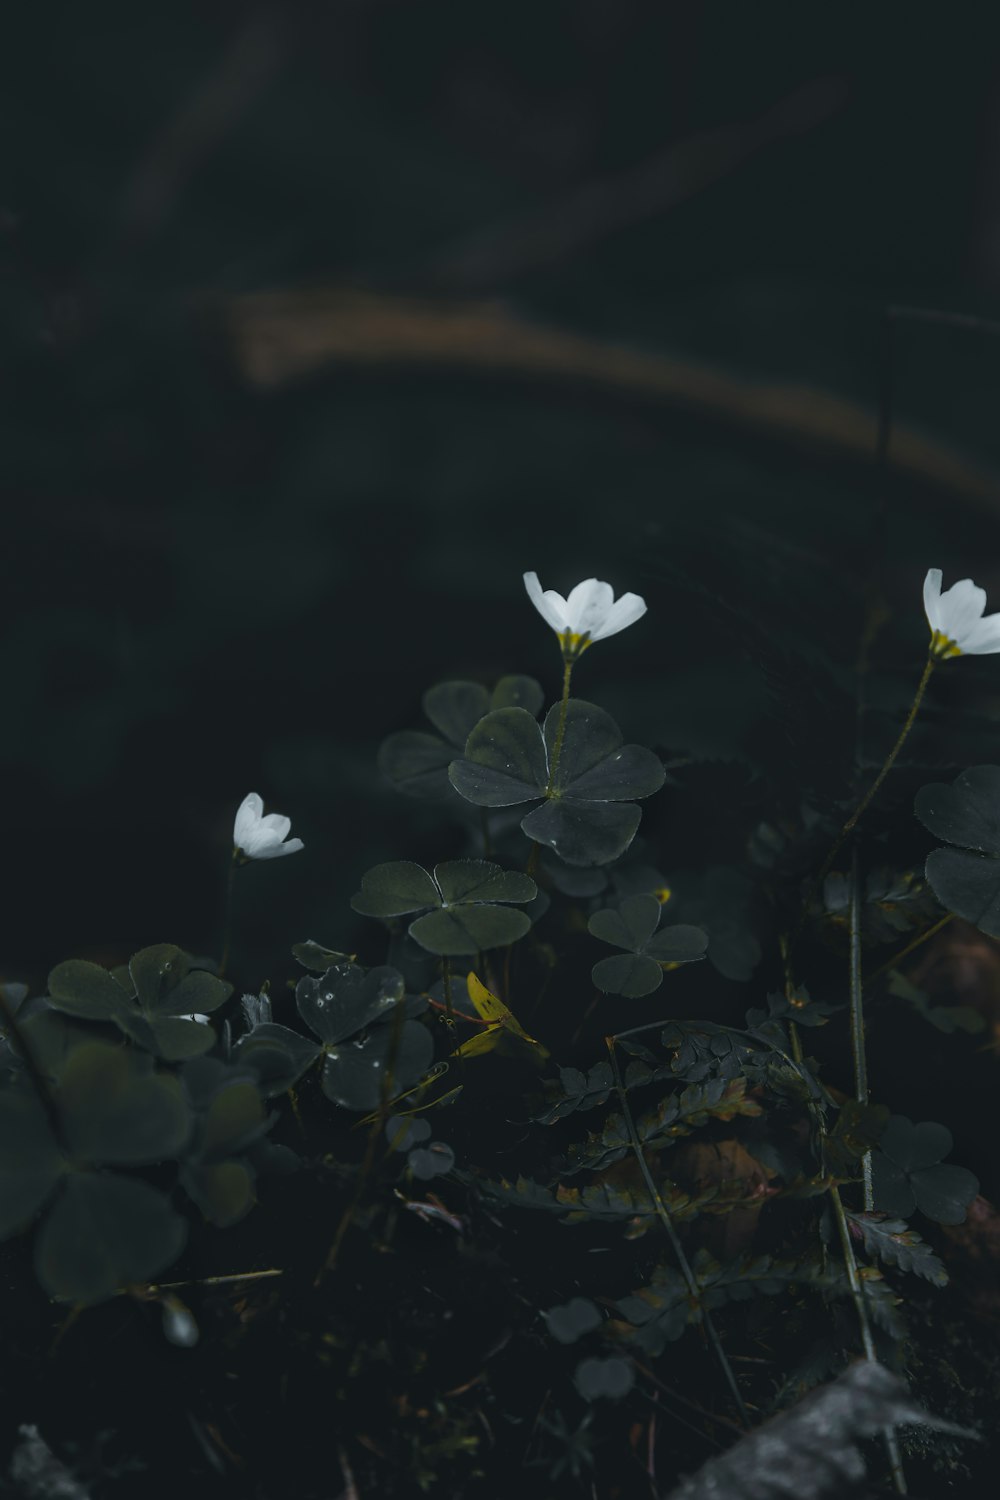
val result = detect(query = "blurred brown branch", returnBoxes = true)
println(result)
[225,286,999,506]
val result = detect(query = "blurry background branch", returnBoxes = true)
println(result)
[226,286,999,505]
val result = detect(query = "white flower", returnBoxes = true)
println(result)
[178,1013,211,1025]
[923,569,1000,659]
[523,572,647,658]
[233,792,304,859]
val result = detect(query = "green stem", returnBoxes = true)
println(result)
[865,912,954,986]
[131,1268,283,1295]
[605,1037,750,1430]
[786,947,906,1495]
[314,1000,406,1286]
[831,1184,908,1493]
[848,846,874,1213]
[796,654,935,945]
[441,956,454,1025]
[527,658,574,877]
[544,659,574,794]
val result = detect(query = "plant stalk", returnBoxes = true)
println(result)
[526,658,574,876]
[848,845,874,1212]
[605,1036,750,1429]
[795,654,935,946]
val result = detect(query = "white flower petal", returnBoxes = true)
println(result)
[259,813,292,841]
[958,615,1000,654]
[233,792,263,850]
[938,578,987,645]
[563,578,614,636]
[253,836,304,859]
[588,591,647,643]
[234,794,301,858]
[525,570,647,650]
[523,571,568,632]
[922,568,943,631]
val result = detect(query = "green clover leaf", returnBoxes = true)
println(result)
[871,1115,979,1225]
[588,894,707,996]
[915,765,1000,935]
[379,675,544,798]
[48,945,232,1061]
[352,859,536,955]
[236,961,433,1114]
[0,1042,194,1303]
[449,700,665,866]
[177,1057,271,1228]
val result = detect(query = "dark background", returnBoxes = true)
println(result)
[4,1,1000,992]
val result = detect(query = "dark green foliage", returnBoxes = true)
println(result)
[408,1141,455,1179]
[530,1411,597,1482]
[233,1021,322,1097]
[617,1250,832,1357]
[574,1357,634,1401]
[531,1061,614,1123]
[916,765,1000,935]
[846,1211,948,1286]
[664,867,765,981]
[588,894,707,996]
[544,1296,603,1344]
[385,1114,431,1152]
[351,858,536,953]
[449,699,665,864]
[296,963,405,1045]
[564,1076,763,1175]
[178,1056,273,1227]
[47,945,232,1061]
[291,939,355,971]
[323,1011,434,1111]
[36,1174,189,1308]
[379,675,544,798]
[236,961,433,1110]
[824,1099,890,1178]
[871,1116,979,1225]
[746,987,843,1031]
[0,1042,193,1303]
[821,866,939,943]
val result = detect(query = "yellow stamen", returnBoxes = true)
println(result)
[929,629,963,660]
[559,630,592,661]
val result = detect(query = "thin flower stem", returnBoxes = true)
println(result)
[831,1185,908,1493]
[545,659,574,793]
[795,654,935,946]
[130,1268,284,1295]
[605,1036,751,1430]
[441,956,454,1023]
[314,1000,406,1286]
[864,913,954,986]
[526,658,574,877]
[830,1187,877,1364]
[785,947,906,1494]
[848,846,874,1212]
